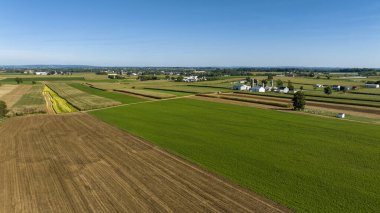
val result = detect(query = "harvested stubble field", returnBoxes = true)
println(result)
[0,85,18,98]
[9,85,46,116]
[69,83,147,104]
[0,85,32,108]
[0,113,288,213]
[91,98,380,212]
[46,83,121,110]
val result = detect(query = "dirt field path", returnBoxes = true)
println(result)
[42,89,56,114]
[0,114,290,213]
[0,85,31,108]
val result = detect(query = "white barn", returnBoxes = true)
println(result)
[251,86,265,93]
[275,87,290,93]
[35,72,48,75]
[365,84,380,88]
[233,84,251,91]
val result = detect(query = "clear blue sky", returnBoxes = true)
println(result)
[1,0,379,67]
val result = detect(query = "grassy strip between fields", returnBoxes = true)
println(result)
[197,94,290,108]
[144,87,199,94]
[44,86,78,113]
[350,91,380,96]
[113,89,176,99]
[186,84,231,89]
[302,92,380,103]
[83,83,107,91]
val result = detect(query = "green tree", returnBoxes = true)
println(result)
[175,76,184,82]
[292,92,305,111]
[15,77,23,84]
[288,80,294,90]
[324,86,332,95]
[0,100,8,118]
[300,86,304,91]
[267,75,274,80]
[276,79,283,87]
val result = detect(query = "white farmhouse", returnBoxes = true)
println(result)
[251,86,265,93]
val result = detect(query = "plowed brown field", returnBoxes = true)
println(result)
[0,114,289,213]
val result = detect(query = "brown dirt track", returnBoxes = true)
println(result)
[0,114,289,213]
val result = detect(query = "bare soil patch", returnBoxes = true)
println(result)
[0,114,289,213]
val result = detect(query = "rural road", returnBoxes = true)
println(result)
[0,114,291,213]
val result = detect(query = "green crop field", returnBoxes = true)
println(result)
[69,83,147,104]
[90,98,380,213]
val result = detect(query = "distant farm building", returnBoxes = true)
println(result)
[275,87,289,93]
[35,72,48,75]
[365,84,380,88]
[337,113,346,119]
[332,85,341,91]
[340,86,353,91]
[24,70,35,74]
[251,86,265,93]
[108,74,118,79]
[233,83,251,91]
[314,84,324,88]
[183,76,199,82]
